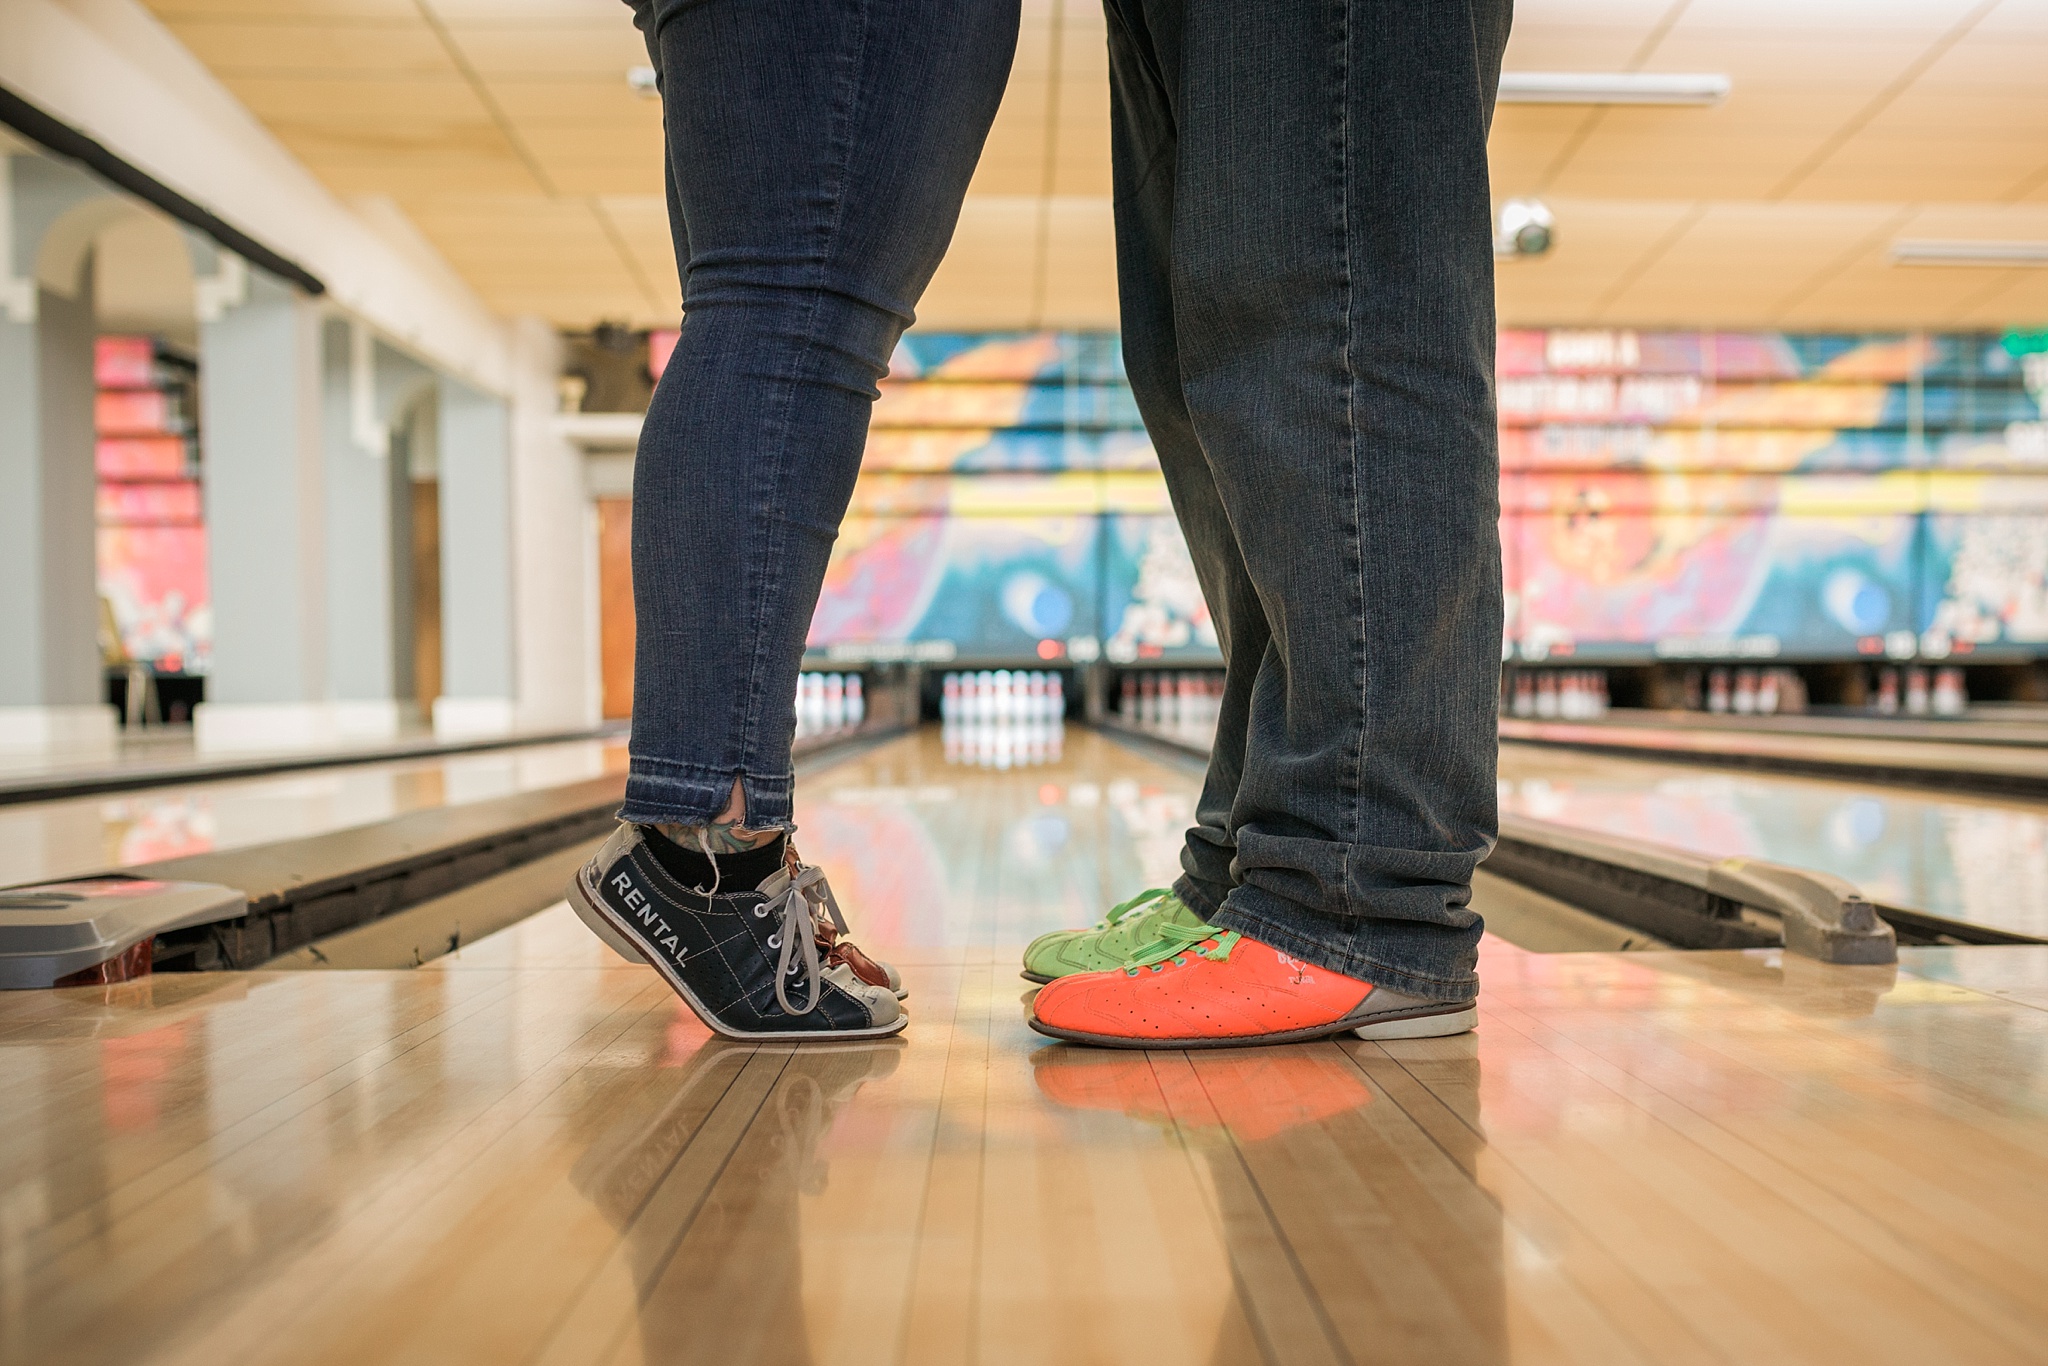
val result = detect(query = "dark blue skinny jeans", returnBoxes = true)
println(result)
[618,0,1018,829]
[1110,0,1512,1000]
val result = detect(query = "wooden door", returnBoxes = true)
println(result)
[599,498,634,719]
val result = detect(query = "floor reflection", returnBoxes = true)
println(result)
[939,717,1066,769]
[793,729,1195,951]
[1031,1042,1508,1365]
[572,1037,902,1365]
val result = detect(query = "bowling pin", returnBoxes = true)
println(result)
[1933,666,1966,717]
[1732,669,1757,715]
[1905,667,1931,716]
[1512,674,1535,718]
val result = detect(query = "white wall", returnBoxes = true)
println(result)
[2,0,604,742]
[507,317,602,732]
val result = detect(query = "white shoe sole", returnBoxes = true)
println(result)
[1353,1006,1478,1040]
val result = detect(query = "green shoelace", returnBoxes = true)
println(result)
[1122,926,1240,975]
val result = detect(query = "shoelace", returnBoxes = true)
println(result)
[768,862,847,1016]
[1123,927,1240,975]
[694,833,854,1016]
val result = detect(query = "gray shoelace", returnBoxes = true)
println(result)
[771,863,844,1016]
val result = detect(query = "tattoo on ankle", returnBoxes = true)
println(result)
[656,819,778,854]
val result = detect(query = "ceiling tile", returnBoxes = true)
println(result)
[165,18,455,74]
[126,0,2048,328]
[441,22,647,77]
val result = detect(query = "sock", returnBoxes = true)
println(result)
[641,824,787,892]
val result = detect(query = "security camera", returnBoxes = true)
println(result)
[1495,199,1555,258]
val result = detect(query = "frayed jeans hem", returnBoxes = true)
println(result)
[620,758,795,829]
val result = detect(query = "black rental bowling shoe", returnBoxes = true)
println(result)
[567,824,905,1040]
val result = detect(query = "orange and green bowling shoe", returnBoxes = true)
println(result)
[1019,886,1208,983]
[1026,926,1476,1049]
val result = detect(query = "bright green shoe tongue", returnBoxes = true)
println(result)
[1100,886,1176,928]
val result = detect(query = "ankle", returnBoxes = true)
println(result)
[642,824,787,891]
[656,818,778,852]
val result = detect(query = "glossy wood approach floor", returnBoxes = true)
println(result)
[5,728,2048,1365]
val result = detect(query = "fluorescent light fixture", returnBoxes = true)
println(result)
[1891,239,2048,267]
[1498,72,1730,106]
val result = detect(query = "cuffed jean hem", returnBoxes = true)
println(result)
[1207,886,1481,1003]
[620,758,795,829]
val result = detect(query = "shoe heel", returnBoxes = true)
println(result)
[1353,1006,1477,1041]
[566,871,648,964]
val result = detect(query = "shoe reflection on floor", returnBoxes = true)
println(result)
[1030,1037,1509,1364]
[570,1029,904,1365]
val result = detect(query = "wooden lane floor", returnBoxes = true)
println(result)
[3,728,2048,1365]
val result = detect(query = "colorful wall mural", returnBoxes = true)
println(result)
[810,332,1216,665]
[812,329,2048,666]
[1502,329,2048,662]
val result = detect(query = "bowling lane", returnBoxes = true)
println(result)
[777,721,1197,958]
[12,722,2048,1365]
[1499,741,2048,939]
[0,737,628,887]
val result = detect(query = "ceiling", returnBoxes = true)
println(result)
[137,0,2048,331]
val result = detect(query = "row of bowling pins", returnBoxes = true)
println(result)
[1871,665,1968,717]
[1507,670,1609,720]
[1703,667,1807,716]
[794,671,865,738]
[940,670,1066,723]
[942,717,1065,768]
[1121,671,1224,730]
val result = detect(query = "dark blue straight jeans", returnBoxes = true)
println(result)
[1107,0,1512,1000]
[618,0,1018,829]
